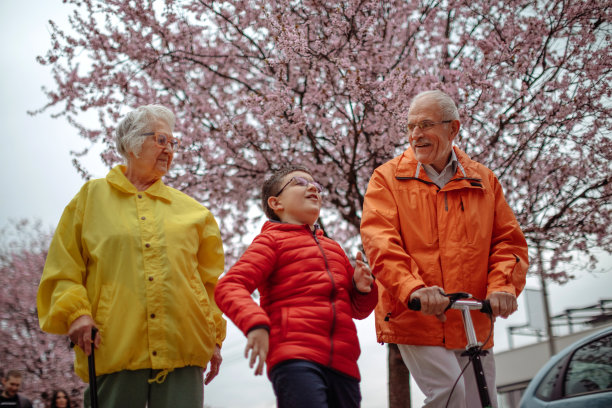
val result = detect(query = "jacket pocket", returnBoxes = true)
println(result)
[188,272,214,334]
[188,271,209,307]
[381,289,406,323]
[93,284,112,330]
[509,253,528,288]
[458,193,476,245]
[405,189,438,247]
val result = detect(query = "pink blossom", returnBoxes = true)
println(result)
[32,0,611,276]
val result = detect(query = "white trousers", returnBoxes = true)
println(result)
[397,344,498,408]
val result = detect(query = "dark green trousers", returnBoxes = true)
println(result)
[84,366,204,408]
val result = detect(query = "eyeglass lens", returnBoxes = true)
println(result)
[407,121,432,131]
[154,133,179,150]
[294,177,323,193]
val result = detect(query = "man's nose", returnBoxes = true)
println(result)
[409,129,422,142]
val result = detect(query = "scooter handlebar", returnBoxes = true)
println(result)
[408,297,492,314]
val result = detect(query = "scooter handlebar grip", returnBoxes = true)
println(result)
[480,300,492,315]
[408,298,421,311]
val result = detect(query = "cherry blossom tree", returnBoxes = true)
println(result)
[0,220,84,408]
[33,0,611,405]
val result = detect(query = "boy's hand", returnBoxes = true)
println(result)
[353,251,374,293]
[245,328,269,376]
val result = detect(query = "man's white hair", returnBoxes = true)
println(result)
[409,90,459,120]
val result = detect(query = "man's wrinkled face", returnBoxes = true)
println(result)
[407,96,460,172]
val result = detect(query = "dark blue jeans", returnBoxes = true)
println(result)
[270,360,361,408]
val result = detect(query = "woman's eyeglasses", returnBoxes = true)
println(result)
[142,132,180,151]
[275,176,324,196]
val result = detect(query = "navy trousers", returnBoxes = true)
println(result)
[270,360,361,408]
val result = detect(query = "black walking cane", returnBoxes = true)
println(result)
[89,327,99,408]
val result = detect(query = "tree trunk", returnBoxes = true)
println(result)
[388,343,412,408]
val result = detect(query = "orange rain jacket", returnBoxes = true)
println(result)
[360,146,528,349]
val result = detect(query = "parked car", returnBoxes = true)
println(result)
[519,325,612,408]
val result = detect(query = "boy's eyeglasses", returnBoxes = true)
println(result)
[142,132,180,151]
[406,120,452,133]
[275,176,324,196]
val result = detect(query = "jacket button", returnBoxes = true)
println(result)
[152,351,157,356]
[138,194,142,199]
[148,276,154,281]
[145,243,150,248]
[150,313,156,319]
[141,216,146,220]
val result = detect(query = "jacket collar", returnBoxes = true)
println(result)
[395,146,479,181]
[262,220,324,236]
[106,165,173,202]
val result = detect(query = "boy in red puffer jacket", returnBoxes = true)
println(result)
[215,165,378,408]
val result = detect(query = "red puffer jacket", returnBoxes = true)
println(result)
[214,221,378,380]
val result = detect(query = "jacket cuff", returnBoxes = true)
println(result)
[67,309,92,329]
[486,287,517,298]
[247,324,271,334]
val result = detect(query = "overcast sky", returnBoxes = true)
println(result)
[1,2,610,408]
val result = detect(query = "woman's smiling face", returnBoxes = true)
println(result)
[130,120,175,179]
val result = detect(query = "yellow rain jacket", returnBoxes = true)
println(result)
[37,165,226,381]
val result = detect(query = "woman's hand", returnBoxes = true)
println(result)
[353,252,374,293]
[204,345,222,385]
[68,315,100,356]
[245,328,269,376]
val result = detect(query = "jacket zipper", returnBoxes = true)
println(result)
[399,173,479,346]
[311,226,337,367]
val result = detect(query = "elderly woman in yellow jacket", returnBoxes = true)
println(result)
[37,105,226,408]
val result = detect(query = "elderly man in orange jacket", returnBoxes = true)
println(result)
[360,90,528,408]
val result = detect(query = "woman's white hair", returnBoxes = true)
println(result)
[409,90,459,121]
[115,105,176,160]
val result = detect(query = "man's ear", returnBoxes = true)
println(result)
[268,196,283,213]
[449,119,461,141]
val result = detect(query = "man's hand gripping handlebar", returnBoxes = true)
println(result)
[408,291,493,315]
